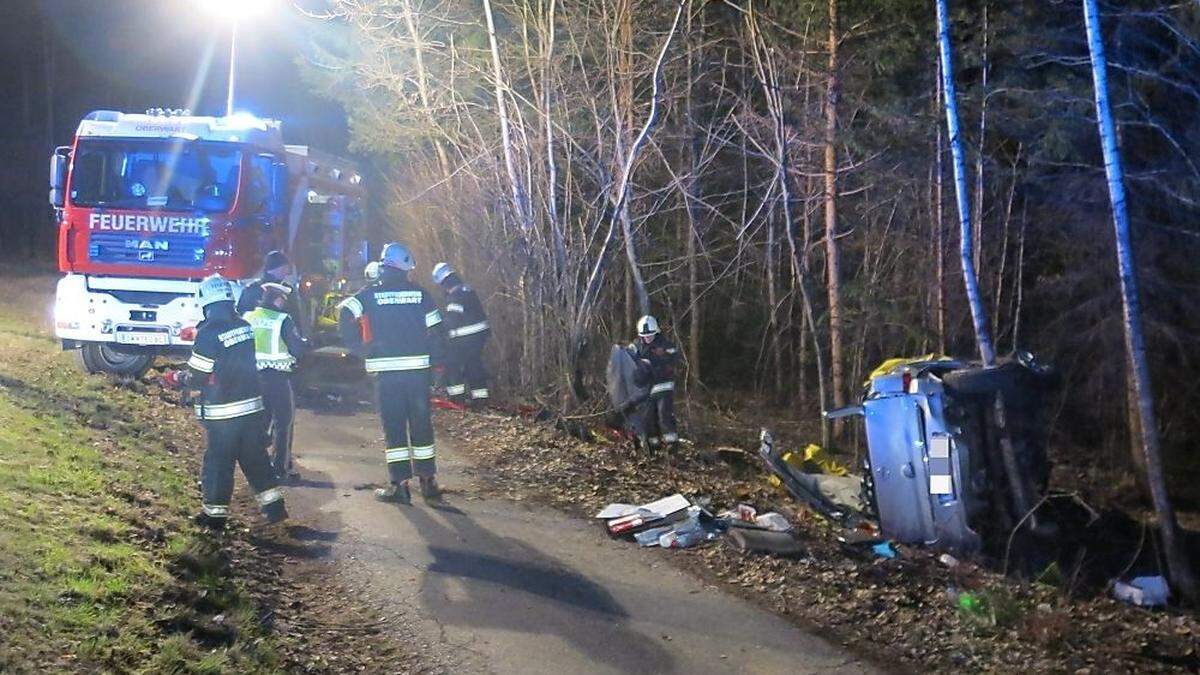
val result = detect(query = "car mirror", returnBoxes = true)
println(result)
[268,162,289,217]
[49,147,69,208]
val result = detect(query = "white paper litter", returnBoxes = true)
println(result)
[595,493,690,521]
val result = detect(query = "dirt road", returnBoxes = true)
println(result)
[285,405,877,674]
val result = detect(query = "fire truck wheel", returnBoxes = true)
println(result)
[78,343,153,378]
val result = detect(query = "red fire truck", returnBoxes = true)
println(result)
[50,109,366,376]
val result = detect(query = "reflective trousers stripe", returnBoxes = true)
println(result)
[448,321,489,338]
[470,388,490,399]
[650,381,675,394]
[196,396,264,420]
[202,503,230,517]
[365,355,431,372]
[446,384,467,396]
[385,446,435,461]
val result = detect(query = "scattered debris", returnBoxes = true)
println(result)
[440,410,1200,673]
[659,509,719,549]
[758,430,857,524]
[872,542,898,559]
[753,512,793,533]
[1112,576,1171,607]
[724,528,806,558]
[634,525,676,547]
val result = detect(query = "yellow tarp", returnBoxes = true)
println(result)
[865,354,955,385]
[766,443,850,493]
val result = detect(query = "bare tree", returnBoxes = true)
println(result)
[1081,0,1197,604]
[824,0,847,420]
[935,0,995,365]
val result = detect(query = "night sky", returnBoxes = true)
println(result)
[0,0,350,256]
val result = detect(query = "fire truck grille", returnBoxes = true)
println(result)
[88,233,207,268]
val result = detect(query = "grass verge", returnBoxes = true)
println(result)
[0,274,282,673]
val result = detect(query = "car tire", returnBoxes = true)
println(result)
[78,343,153,379]
[942,363,1028,396]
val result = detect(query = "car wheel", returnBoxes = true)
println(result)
[942,363,1028,396]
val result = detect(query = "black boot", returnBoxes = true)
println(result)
[419,476,442,500]
[193,512,228,531]
[375,481,411,505]
[263,501,289,524]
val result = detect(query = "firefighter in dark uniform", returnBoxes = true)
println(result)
[338,243,445,503]
[163,275,288,528]
[237,250,304,323]
[243,283,310,483]
[631,315,680,449]
[431,262,491,406]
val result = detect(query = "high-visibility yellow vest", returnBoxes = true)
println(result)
[243,307,296,371]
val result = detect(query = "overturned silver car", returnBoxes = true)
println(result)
[826,353,1056,553]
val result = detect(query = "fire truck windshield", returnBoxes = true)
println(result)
[69,139,243,214]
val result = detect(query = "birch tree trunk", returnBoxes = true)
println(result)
[685,0,702,387]
[1082,0,1198,603]
[934,58,946,354]
[935,0,995,365]
[973,1,989,272]
[401,0,451,180]
[482,0,533,235]
[539,0,568,283]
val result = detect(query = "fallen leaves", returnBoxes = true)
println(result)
[439,409,1200,673]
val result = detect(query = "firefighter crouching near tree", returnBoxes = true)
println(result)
[631,315,680,450]
[162,275,288,528]
[338,243,445,504]
[243,282,311,483]
[431,263,491,407]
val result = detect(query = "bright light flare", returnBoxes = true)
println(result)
[199,0,272,21]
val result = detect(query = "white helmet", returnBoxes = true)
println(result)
[432,262,454,285]
[197,274,235,309]
[364,260,381,280]
[380,242,415,271]
[637,314,660,337]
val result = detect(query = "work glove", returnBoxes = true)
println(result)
[161,370,186,390]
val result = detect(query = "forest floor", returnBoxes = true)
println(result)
[441,407,1200,673]
[7,259,1197,672]
[0,267,428,673]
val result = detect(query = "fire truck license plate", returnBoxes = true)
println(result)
[115,330,169,346]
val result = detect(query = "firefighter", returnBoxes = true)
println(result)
[243,282,311,483]
[162,275,287,529]
[237,250,303,321]
[431,262,491,406]
[630,315,680,449]
[338,243,445,503]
